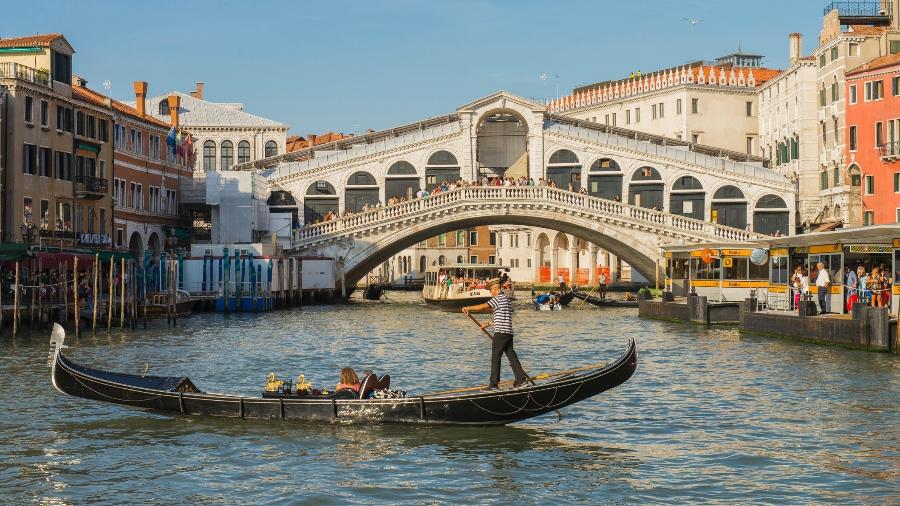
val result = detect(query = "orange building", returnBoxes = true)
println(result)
[73,82,192,259]
[845,54,900,225]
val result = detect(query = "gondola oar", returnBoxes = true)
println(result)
[465,312,537,387]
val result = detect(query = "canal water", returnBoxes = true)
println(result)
[1,292,897,504]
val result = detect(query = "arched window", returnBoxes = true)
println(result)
[713,185,745,200]
[158,101,169,116]
[711,185,747,229]
[203,140,216,172]
[753,194,789,235]
[347,171,377,186]
[631,166,662,181]
[237,141,251,164]
[669,176,704,219]
[427,150,458,166]
[306,180,336,195]
[264,140,278,158]
[456,255,464,263]
[387,161,416,175]
[220,140,233,170]
[756,195,788,208]
[547,149,581,190]
[671,175,703,190]
[589,158,620,172]
[438,255,446,266]
[425,152,460,190]
[549,149,579,164]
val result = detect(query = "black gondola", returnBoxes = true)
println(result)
[362,284,386,301]
[48,324,637,425]
[570,287,639,308]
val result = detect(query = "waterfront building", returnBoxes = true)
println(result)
[0,34,114,253]
[758,34,820,228]
[845,53,900,225]
[811,3,900,226]
[548,51,781,154]
[72,81,193,259]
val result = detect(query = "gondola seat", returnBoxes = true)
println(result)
[376,374,390,391]
[358,373,378,399]
[332,388,358,399]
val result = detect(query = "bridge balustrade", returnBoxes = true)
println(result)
[293,186,762,244]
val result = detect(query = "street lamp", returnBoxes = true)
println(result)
[540,73,560,101]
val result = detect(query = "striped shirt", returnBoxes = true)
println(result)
[487,294,514,335]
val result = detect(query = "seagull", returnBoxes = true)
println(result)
[684,17,703,26]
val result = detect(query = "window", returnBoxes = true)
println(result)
[527,259,532,268]
[99,209,105,235]
[676,98,682,115]
[865,81,872,100]
[40,100,48,126]
[635,108,640,122]
[745,101,752,117]
[831,81,838,102]
[489,232,497,246]
[658,102,664,118]
[833,166,840,186]
[746,137,753,155]
[791,136,799,159]
[167,189,177,214]
[651,104,657,119]
[849,84,857,104]
[40,200,49,230]
[833,118,839,147]
[469,231,478,246]
[264,140,278,157]
[56,202,71,231]
[23,197,33,226]
[604,114,609,125]
[849,42,859,56]
[830,46,838,61]
[894,173,900,193]
[470,255,478,264]
[876,122,884,147]
[203,140,216,171]
[893,76,900,97]
[849,126,857,151]
[52,51,72,84]
[149,135,159,159]
[625,110,631,124]
[691,98,698,113]
[488,255,496,265]
[820,87,827,106]
[691,133,699,144]
[456,230,465,246]
[149,186,160,213]
[76,111,84,135]
[158,100,170,115]
[820,170,829,190]
[864,175,874,195]
[87,115,95,138]
[87,207,95,234]
[24,96,33,123]
[819,54,826,67]
[39,147,51,177]
[237,140,251,164]
[221,140,234,170]
[611,112,616,126]
[99,119,108,142]
[897,208,900,223]
[864,211,874,225]
[869,80,884,100]
[22,143,37,174]
[135,131,143,155]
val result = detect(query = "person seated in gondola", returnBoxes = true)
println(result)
[335,367,360,392]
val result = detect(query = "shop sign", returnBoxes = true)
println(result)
[77,233,111,246]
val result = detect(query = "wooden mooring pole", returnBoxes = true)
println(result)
[119,258,125,329]
[92,253,99,334]
[73,256,80,338]
[107,256,114,332]
[12,261,20,337]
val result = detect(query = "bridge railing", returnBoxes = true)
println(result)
[293,186,763,244]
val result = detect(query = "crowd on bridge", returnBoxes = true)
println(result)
[314,176,622,224]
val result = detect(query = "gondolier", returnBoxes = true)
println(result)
[462,283,528,390]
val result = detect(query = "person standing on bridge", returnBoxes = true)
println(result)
[462,283,528,391]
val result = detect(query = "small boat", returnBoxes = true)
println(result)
[147,290,194,315]
[362,285,385,300]
[422,264,513,312]
[556,290,576,306]
[48,324,637,425]
[570,287,639,308]
[533,301,562,311]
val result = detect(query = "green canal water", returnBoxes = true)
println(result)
[1,292,897,504]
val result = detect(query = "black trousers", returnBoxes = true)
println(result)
[818,290,828,314]
[490,332,527,387]
[599,283,607,299]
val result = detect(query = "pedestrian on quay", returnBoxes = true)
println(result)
[462,282,528,391]
[815,262,831,314]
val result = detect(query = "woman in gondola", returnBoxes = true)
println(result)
[335,367,360,392]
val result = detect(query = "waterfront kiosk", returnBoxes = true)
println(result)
[663,243,767,302]
[755,225,899,315]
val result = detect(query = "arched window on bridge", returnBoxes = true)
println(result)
[669,175,704,220]
[265,140,278,158]
[476,111,527,178]
[203,140,216,172]
[304,180,338,224]
[628,167,663,210]
[345,171,379,212]
[711,185,747,229]
[587,158,622,201]
[385,160,419,200]
[267,191,298,225]
[220,140,233,170]
[237,140,251,164]
[753,195,789,235]
[546,149,581,191]
[425,151,459,191]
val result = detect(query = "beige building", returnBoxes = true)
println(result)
[758,33,820,227]
[0,34,114,250]
[813,4,900,226]
[550,56,782,154]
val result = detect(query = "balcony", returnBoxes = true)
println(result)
[880,141,900,161]
[824,2,893,25]
[74,175,108,199]
[0,62,51,88]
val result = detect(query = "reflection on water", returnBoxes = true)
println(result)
[0,291,897,503]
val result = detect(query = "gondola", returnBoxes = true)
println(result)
[48,324,637,425]
[570,287,639,308]
[533,301,562,311]
[362,284,386,301]
[530,290,574,307]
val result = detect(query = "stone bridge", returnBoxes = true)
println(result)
[289,186,762,290]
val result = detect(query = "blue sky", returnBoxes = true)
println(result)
[3,0,823,136]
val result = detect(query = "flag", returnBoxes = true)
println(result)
[166,126,177,156]
[176,130,184,159]
[183,133,194,167]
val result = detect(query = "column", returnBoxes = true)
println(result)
[568,235,578,285]
[610,254,618,282]
[532,245,541,283]
[589,245,599,284]
[550,248,558,285]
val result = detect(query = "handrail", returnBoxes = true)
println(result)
[293,186,764,244]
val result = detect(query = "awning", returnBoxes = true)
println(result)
[97,250,133,262]
[0,243,32,261]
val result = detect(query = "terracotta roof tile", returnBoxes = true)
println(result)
[847,25,888,36]
[72,85,172,129]
[0,33,64,48]
[286,132,350,151]
[846,52,900,76]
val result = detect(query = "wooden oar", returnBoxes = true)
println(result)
[464,311,536,387]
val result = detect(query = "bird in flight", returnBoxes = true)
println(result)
[684,17,703,26]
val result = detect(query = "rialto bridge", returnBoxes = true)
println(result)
[246,92,795,289]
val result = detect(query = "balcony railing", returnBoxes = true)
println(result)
[39,229,75,239]
[74,175,108,197]
[0,62,51,87]
[879,141,900,160]
[824,2,892,21]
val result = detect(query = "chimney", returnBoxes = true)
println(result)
[190,81,204,100]
[788,33,802,64]
[71,74,87,87]
[133,81,148,117]
[308,133,317,146]
[167,94,181,128]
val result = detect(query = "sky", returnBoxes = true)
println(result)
[3,0,824,136]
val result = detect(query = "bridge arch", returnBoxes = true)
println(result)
[628,166,664,210]
[304,180,338,224]
[669,175,705,220]
[476,109,528,178]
